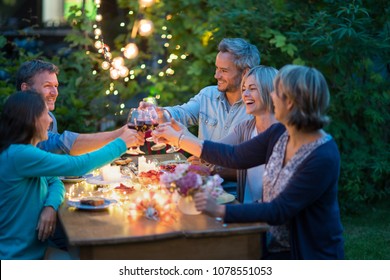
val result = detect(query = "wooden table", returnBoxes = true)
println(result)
[58,153,269,260]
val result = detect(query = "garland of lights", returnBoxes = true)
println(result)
[92,0,186,81]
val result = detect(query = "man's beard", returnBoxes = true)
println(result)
[223,79,241,94]
[217,71,242,93]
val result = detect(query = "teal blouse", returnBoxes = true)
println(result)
[0,138,126,259]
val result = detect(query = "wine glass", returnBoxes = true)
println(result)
[143,96,158,106]
[143,97,159,144]
[160,110,180,154]
[126,108,145,155]
[146,107,167,151]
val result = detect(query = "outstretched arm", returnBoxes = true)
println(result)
[153,119,204,157]
[154,121,286,170]
[69,125,127,155]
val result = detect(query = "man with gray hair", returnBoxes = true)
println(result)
[142,38,260,141]
[141,38,261,183]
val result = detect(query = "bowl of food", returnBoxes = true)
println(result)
[138,170,163,185]
[114,183,135,194]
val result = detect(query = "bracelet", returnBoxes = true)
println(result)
[177,133,185,149]
[163,108,173,118]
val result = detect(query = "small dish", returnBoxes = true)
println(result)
[113,157,133,166]
[86,175,131,185]
[59,174,92,183]
[216,192,235,204]
[67,198,117,210]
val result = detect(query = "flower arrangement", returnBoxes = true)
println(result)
[160,164,224,198]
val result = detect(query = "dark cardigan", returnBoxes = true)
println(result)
[201,123,344,259]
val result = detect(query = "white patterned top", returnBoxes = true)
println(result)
[263,131,332,253]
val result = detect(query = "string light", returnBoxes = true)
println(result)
[123,43,139,59]
[110,68,120,80]
[138,19,154,36]
[101,61,110,70]
[90,0,183,102]
[92,0,157,80]
[139,0,155,8]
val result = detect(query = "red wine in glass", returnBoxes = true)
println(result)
[126,108,146,155]
[146,107,166,151]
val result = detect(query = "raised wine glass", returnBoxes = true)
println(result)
[126,108,145,155]
[160,110,180,154]
[146,107,167,151]
[143,97,160,144]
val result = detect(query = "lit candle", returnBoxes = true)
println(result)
[138,156,157,173]
[101,165,122,181]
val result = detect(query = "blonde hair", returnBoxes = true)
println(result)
[241,65,278,113]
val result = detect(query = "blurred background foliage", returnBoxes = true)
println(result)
[0,0,389,212]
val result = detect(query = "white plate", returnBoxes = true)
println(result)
[216,192,235,204]
[59,174,92,183]
[67,198,117,210]
[86,175,131,185]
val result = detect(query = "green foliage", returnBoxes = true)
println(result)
[141,0,389,212]
[0,0,388,211]
[286,0,390,212]
[0,35,43,110]
[52,6,123,132]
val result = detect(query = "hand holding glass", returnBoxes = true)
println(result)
[153,110,183,153]
[126,108,146,155]
[162,111,180,153]
[146,107,167,151]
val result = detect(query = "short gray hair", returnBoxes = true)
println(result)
[218,38,261,72]
[274,65,330,131]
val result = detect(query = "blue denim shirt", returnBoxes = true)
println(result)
[165,86,253,141]
[37,112,79,154]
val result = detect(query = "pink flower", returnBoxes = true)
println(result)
[160,163,224,198]
[187,164,211,176]
[175,172,202,196]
